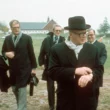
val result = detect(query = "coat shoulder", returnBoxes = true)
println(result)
[51,42,66,51]
[21,33,32,42]
[5,34,11,40]
[94,40,105,48]
[84,42,98,51]
[22,33,31,38]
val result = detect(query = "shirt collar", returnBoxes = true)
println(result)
[12,31,22,38]
[89,39,96,44]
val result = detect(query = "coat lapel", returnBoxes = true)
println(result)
[58,36,64,43]
[65,43,91,67]
[15,36,22,48]
[78,43,92,66]
[8,35,15,49]
[64,43,77,67]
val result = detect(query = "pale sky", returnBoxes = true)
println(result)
[0,0,110,31]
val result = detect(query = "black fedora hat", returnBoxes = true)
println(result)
[64,16,91,30]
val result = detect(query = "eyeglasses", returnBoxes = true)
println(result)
[88,34,94,37]
[12,27,20,29]
[55,30,62,32]
[73,31,87,37]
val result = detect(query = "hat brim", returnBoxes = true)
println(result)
[64,24,91,30]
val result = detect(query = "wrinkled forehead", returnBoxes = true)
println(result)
[88,30,94,34]
[12,21,19,26]
[54,26,62,30]
[10,20,20,27]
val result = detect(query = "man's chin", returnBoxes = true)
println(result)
[14,32,19,35]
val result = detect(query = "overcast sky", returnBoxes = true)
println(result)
[0,0,110,31]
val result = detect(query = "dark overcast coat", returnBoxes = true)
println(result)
[2,33,37,88]
[48,42,103,110]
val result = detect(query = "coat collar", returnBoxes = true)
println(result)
[12,32,22,47]
[64,42,90,67]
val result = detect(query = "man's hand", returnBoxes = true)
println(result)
[78,73,93,87]
[5,51,15,59]
[75,67,92,76]
[31,69,37,75]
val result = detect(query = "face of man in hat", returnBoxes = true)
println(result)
[64,16,90,45]
[69,30,87,45]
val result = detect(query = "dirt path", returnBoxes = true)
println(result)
[0,69,110,110]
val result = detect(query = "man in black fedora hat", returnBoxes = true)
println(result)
[48,16,103,110]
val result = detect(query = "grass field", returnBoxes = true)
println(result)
[0,33,110,110]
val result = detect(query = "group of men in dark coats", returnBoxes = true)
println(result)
[0,16,107,110]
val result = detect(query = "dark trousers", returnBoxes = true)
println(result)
[47,77,55,110]
[95,88,100,107]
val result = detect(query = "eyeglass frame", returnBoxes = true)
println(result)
[87,34,95,37]
[55,30,62,32]
[72,31,87,37]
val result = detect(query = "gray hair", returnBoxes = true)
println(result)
[87,28,95,34]
[9,20,20,28]
[52,24,62,30]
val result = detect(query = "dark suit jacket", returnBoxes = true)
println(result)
[48,42,103,110]
[93,40,107,86]
[38,33,65,80]
[93,40,107,65]
[2,33,37,88]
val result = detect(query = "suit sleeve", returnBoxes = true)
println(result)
[1,37,10,59]
[27,36,37,68]
[92,49,104,87]
[2,38,7,58]
[38,39,46,66]
[48,47,75,82]
[99,44,107,65]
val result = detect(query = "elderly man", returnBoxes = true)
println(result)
[38,24,65,110]
[87,29,107,66]
[48,16,103,110]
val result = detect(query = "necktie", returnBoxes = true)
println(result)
[55,36,58,43]
[14,36,17,42]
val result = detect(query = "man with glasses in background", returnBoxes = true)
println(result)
[38,24,65,110]
[87,28,107,107]
[48,16,103,110]
[2,20,37,110]
[87,28,107,66]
